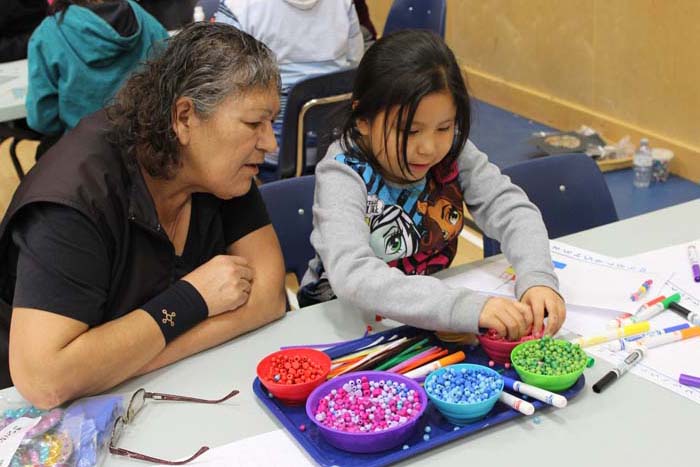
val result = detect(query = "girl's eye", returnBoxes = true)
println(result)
[384,227,405,255]
[448,208,461,225]
[438,126,452,132]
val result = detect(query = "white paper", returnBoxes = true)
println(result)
[443,240,671,314]
[0,417,40,467]
[158,430,313,467]
[549,240,700,405]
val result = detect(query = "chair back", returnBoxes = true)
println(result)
[383,0,447,37]
[276,69,356,179]
[482,154,618,257]
[258,176,316,281]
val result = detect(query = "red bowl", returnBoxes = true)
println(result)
[478,334,535,365]
[256,348,331,405]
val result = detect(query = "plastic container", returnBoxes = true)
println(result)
[424,364,503,425]
[305,371,427,453]
[633,138,653,188]
[511,339,591,392]
[651,147,674,182]
[477,334,535,365]
[256,348,331,405]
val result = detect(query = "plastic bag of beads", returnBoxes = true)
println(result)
[0,394,122,467]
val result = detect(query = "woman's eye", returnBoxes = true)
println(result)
[245,121,263,129]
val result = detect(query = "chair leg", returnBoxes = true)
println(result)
[9,138,25,180]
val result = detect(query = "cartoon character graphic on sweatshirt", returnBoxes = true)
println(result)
[339,154,465,275]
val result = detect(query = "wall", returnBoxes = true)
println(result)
[368,0,700,181]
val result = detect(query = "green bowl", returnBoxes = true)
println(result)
[511,339,593,392]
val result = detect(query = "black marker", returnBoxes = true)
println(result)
[668,301,692,318]
[592,347,646,393]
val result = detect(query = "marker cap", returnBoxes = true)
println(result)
[662,293,682,309]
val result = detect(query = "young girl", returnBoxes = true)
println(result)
[298,30,566,340]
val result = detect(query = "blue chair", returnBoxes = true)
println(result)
[264,69,356,182]
[258,175,316,282]
[383,0,447,37]
[482,153,619,257]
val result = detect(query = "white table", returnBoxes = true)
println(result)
[4,199,700,466]
[0,59,28,123]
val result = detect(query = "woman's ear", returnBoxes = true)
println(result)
[172,97,198,146]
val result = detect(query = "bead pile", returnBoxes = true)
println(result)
[511,337,588,376]
[0,407,73,467]
[425,366,502,404]
[313,376,422,433]
[265,354,325,385]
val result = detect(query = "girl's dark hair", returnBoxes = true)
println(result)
[106,22,280,179]
[340,29,471,180]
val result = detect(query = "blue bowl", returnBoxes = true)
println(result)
[424,364,504,425]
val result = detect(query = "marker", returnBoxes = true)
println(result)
[502,376,567,408]
[630,279,653,302]
[499,392,535,415]
[403,351,466,379]
[679,373,700,388]
[689,245,700,283]
[592,346,646,393]
[609,295,666,328]
[632,326,700,350]
[607,323,690,351]
[611,293,681,328]
[570,321,650,348]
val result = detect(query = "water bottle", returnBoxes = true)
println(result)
[193,6,205,22]
[633,138,653,188]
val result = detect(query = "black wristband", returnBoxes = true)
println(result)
[141,280,208,343]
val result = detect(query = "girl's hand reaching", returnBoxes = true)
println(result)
[520,286,566,337]
[478,297,534,341]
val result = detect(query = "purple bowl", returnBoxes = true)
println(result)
[305,371,427,453]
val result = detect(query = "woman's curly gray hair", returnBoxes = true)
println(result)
[106,22,280,179]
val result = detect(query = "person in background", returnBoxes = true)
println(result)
[216,0,364,181]
[137,0,199,29]
[353,0,377,49]
[0,23,286,403]
[299,30,566,341]
[25,0,168,140]
[0,0,46,63]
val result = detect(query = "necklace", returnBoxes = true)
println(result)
[162,198,191,243]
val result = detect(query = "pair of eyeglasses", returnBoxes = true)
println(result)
[109,388,239,465]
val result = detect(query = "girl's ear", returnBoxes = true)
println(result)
[356,117,371,137]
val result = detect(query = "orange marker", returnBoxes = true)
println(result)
[403,351,466,379]
[398,349,448,374]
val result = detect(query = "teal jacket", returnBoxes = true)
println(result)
[26,0,168,135]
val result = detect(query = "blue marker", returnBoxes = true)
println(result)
[607,323,690,351]
[502,376,567,408]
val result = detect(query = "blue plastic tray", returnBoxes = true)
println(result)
[253,327,586,467]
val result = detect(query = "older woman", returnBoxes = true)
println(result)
[0,23,287,407]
